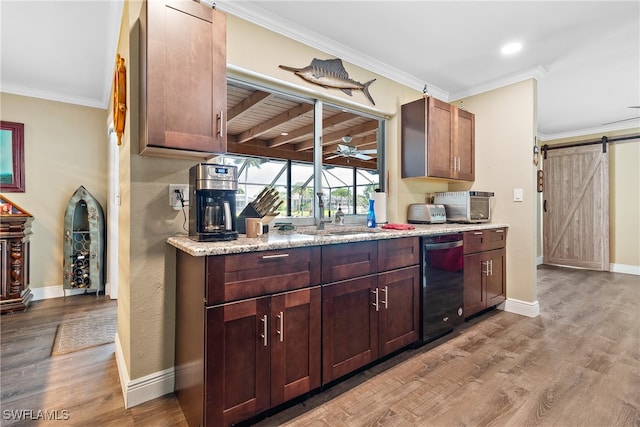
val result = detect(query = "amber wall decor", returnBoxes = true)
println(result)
[113,53,127,146]
[0,121,25,192]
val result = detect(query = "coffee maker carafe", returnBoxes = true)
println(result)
[189,163,238,241]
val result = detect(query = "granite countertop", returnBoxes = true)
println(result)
[167,223,508,257]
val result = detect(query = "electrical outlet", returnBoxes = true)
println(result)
[169,184,189,210]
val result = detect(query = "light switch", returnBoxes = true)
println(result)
[513,188,524,202]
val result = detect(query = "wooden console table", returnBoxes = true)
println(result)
[1,196,33,314]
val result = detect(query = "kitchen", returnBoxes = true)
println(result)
[1,0,638,425]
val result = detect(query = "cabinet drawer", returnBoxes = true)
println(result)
[322,241,378,283]
[463,228,507,254]
[378,237,419,271]
[206,246,321,304]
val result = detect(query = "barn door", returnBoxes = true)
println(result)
[543,145,609,270]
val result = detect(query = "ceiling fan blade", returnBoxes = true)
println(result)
[358,149,377,154]
[354,153,372,160]
[325,154,341,160]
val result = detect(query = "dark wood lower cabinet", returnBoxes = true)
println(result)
[322,275,379,384]
[322,266,420,384]
[206,287,321,426]
[378,266,420,356]
[463,248,506,318]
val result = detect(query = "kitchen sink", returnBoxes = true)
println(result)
[297,227,383,237]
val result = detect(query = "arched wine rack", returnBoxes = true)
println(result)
[63,186,105,296]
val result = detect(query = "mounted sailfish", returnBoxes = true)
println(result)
[280,58,376,106]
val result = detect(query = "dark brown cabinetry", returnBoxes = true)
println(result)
[463,228,507,318]
[0,198,33,314]
[140,0,227,158]
[207,286,320,426]
[401,96,475,181]
[175,246,321,427]
[321,238,420,384]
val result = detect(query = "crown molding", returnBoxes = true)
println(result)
[537,122,640,141]
[1,85,107,109]
[449,65,548,101]
[215,0,449,100]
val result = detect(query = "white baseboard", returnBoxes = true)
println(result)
[114,333,175,409]
[610,263,640,276]
[30,285,89,301]
[501,298,540,318]
[536,256,543,266]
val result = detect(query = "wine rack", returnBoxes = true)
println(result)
[63,186,105,296]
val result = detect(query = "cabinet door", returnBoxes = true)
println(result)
[454,108,475,181]
[322,275,378,384]
[378,266,420,356]
[206,297,270,427]
[270,287,321,406]
[485,248,506,307]
[463,252,485,318]
[427,97,454,179]
[142,0,226,156]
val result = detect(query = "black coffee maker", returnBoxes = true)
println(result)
[189,163,238,242]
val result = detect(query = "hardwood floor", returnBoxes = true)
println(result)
[1,265,638,426]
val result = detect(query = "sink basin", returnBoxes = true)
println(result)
[297,227,382,237]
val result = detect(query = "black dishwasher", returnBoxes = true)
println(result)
[420,233,464,343]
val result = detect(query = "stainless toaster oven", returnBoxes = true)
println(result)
[433,191,494,223]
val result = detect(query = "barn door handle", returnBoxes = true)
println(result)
[543,200,547,212]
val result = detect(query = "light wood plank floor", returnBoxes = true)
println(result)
[1,265,638,426]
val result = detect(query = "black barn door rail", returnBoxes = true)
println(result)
[541,133,640,159]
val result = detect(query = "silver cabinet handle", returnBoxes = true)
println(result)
[277,311,284,342]
[494,229,504,233]
[261,253,290,259]
[489,259,493,276]
[260,314,268,347]
[473,231,483,235]
[482,260,490,276]
[372,288,379,311]
[216,110,225,138]
[381,286,389,309]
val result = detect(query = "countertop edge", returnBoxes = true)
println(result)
[167,223,509,256]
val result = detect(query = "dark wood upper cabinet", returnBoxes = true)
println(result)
[140,0,227,158]
[401,96,475,181]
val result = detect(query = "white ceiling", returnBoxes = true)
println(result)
[1,1,638,140]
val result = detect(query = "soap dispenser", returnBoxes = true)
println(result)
[335,205,345,225]
[367,199,376,228]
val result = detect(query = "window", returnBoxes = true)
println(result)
[219,79,384,224]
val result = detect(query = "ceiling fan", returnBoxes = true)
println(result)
[325,136,377,161]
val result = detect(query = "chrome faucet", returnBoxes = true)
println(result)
[316,192,331,230]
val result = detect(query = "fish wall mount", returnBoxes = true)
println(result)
[279,58,376,106]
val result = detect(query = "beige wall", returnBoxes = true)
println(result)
[541,129,640,269]
[450,81,539,303]
[0,93,108,290]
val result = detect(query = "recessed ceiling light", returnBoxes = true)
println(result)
[501,42,522,55]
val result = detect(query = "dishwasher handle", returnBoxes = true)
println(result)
[423,240,463,250]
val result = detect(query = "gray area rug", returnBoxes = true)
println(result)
[50,312,117,356]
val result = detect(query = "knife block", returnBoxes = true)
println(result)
[236,204,262,234]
